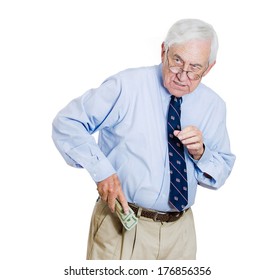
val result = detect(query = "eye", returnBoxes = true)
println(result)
[174,57,182,65]
[190,64,202,72]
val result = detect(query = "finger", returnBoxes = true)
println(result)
[173,129,193,141]
[175,128,202,143]
[174,131,197,144]
[182,135,201,145]
[181,125,196,133]
[173,130,181,137]
[107,192,117,213]
[105,180,118,212]
[186,142,203,151]
[117,192,129,214]
[99,185,108,201]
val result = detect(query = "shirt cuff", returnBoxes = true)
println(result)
[65,145,116,183]
[194,144,214,168]
[189,145,216,185]
[86,156,116,182]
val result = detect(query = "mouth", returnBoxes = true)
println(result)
[173,81,188,88]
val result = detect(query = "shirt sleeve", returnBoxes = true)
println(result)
[52,76,123,182]
[190,101,236,189]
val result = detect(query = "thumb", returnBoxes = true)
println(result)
[173,130,181,137]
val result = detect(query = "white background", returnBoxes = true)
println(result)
[1,0,274,279]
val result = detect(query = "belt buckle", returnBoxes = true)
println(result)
[153,211,160,222]
[153,211,166,222]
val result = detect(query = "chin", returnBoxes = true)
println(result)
[164,82,190,96]
[170,88,191,97]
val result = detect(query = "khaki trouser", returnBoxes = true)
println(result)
[86,199,197,260]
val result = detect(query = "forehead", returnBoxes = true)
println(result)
[169,39,211,64]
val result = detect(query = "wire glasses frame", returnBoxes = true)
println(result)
[166,48,209,81]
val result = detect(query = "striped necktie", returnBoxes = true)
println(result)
[167,96,188,211]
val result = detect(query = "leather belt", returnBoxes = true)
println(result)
[128,203,188,223]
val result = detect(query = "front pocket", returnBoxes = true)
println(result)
[91,204,123,259]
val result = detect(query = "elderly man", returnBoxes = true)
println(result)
[52,18,235,260]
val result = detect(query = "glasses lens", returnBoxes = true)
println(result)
[187,72,200,80]
[169,67,181,74]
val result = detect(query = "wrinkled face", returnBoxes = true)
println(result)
[161,39,215,97]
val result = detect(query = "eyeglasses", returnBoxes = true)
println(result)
[166,49,209,81]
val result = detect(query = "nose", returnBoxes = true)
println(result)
[177,70,189,82]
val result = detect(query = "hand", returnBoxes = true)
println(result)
[96,174,129,214]
[174,126,204,160]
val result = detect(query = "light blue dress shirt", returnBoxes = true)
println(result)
[52,64,235,212]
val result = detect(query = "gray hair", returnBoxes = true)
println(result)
[164,19,219,64]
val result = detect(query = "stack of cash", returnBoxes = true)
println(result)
[115,200,138,231]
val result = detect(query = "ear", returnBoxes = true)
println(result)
[202,61,216,77]
[161,42,166,63]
